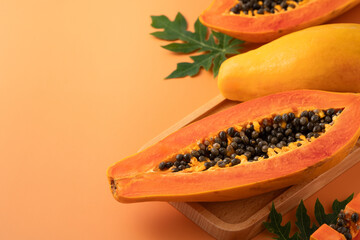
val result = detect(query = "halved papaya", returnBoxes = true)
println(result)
[107,90,360,203]
[199,0,360,42]
[310,193,360,240]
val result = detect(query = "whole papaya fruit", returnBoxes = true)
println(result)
[217,24,360,101]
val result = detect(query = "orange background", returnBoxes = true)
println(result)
[1,1,360,239]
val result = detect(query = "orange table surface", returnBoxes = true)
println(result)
[1,1,360,240]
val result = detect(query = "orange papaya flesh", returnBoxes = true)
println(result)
[311,224,346,240]
[107,90,360,203]
[199,0,360,42]
[310,193,360,240]
[344,193,360,238]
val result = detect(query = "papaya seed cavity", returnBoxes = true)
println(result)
[229,0,306,16]
[157,108,343,173]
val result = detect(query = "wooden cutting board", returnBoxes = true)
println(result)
[139,95,360,240]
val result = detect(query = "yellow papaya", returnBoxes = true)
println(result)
[217,24,360,101]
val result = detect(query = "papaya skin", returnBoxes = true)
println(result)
[199,0,360,42]
[107,90,360,203]
[217,24,360,102]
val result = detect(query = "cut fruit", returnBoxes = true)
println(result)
[199,0,360,42]
[311,193,360,240]
[310,224,346,240]
[107,90,360,203]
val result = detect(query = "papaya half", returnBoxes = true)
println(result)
[199,0,360,42]
[310,193,360,240]
[107,90,360,203]
[218,24,360,102]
